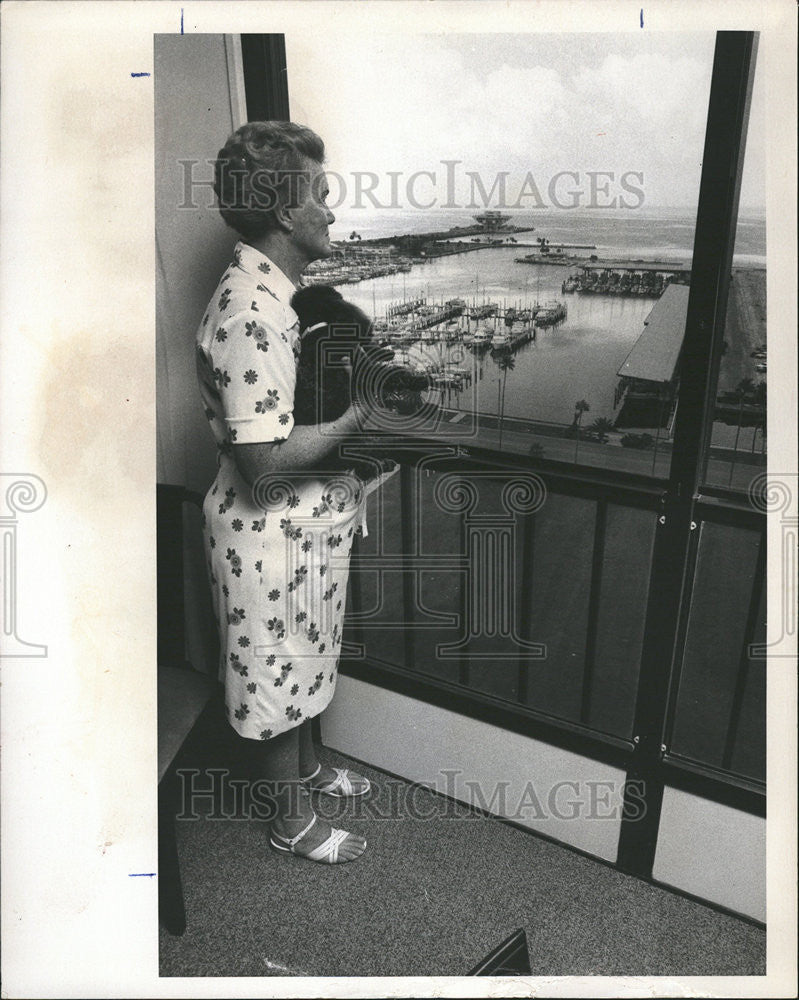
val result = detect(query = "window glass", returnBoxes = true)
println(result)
[704,49,766,490]
[288,33,763,771]
[668,522,765,781]
[286,32,716,477]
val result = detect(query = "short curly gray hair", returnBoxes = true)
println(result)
[214,121,326,239]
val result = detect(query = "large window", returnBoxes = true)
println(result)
[254,29,766,878]
[703,49,767,490]
[285,32,736,481]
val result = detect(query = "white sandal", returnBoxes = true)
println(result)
[269,812,365,864]
[301,763,371,798]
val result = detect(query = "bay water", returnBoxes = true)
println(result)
[335,209,765,426]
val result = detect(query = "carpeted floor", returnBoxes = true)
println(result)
[159,742,766,979]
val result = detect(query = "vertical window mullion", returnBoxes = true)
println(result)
[240,35,290,122]
[669,33,759,494]
[618,31,758,879]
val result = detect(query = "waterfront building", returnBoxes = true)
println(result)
[613,283,690,429]
[473,210,512,233]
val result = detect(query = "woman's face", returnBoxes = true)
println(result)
[288,160,335,263]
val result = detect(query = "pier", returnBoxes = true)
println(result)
[376,294,568,355]
[387,297,425,318]
[580,259,691,272]
[563,261,690,297]
[516,252,585,267]
[613,283,689,429]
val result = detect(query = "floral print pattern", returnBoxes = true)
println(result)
[197,242,368,740]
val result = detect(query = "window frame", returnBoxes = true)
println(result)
[251,30,765,883]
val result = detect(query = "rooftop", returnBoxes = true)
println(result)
[581,260,691,273]
[617,283,691,384]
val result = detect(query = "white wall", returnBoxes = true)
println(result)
[324,676,767,920]
[155,34,246,494]
[322,675,625,861]
[653,786,766,922]
[155,35,248,673]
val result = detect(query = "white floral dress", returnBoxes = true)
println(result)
[196,242,366,740]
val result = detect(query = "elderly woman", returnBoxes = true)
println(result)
[196,121,376,864]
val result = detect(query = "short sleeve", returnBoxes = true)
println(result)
[208,308,296,445]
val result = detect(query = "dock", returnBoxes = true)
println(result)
[562,261,690,297]
[613,284,690,428]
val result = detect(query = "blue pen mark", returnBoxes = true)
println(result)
[181,8,184,34]
[129,872,157,877]
[130,72,151,78]
[640,8,644,28]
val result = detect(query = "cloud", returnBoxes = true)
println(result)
[572,52,710,133]
[286,32,755,209]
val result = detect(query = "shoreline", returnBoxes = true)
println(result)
[311,234,765,287]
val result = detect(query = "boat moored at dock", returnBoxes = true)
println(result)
[534,301,567,327]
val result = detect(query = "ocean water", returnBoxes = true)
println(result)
[334,209,766,426]
[329,207,767,260]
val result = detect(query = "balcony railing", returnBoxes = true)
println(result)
[343,444,765,789]
[340,435,765,890]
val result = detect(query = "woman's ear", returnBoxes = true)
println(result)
[273,200,294,234]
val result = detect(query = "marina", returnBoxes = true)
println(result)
[308,213,765,460]
[338,246,664,428]
[305,211,541,285]
[374,297,565,354]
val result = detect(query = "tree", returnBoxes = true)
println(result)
[589,417,614,443]
[572,399,590,425]
[572,399,590,463]
[494,353,516,449]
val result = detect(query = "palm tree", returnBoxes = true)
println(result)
[572,399,590,425]
[495,353,516,449]
[589,417,614,443]
[572,399,590,463]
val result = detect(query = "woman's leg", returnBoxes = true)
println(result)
[254,725,305,824]
[297,717,370,795]
[298,719,319,778]
[253,724,366,861]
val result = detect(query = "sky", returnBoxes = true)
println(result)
[285,31,765,221]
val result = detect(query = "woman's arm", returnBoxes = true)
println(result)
[232,401,367,487]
